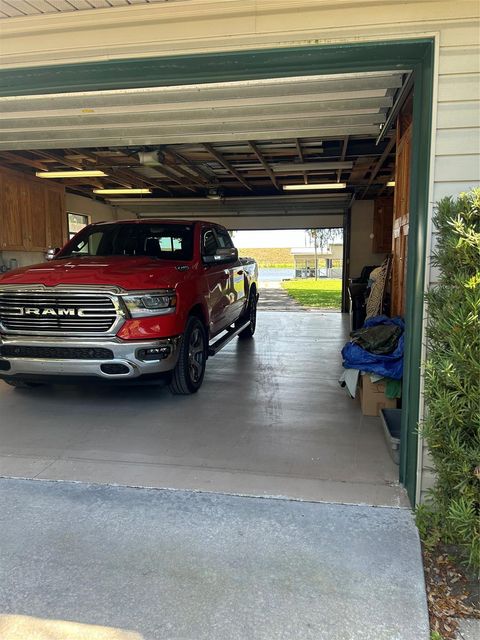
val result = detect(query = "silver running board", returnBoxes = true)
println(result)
[208,320,250,357]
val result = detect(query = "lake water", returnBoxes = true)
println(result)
[259,268,294,282]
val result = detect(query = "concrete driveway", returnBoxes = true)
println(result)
[0,478,429,640]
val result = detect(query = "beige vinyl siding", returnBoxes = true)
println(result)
[422,23,479,502]
[1,0,479,503]
[1,1,479,67]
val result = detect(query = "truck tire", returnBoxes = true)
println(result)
[4,380,44,389]
[238,289,258,339]
[169,315,207,395]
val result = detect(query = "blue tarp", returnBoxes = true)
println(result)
[341,316,405,380]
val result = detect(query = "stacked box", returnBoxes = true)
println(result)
[359,373,397,416]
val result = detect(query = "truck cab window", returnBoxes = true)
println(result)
[70,231,103,255]
[59,224,194,261]
[215,229,234,249]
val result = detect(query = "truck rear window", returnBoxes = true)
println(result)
[59,223,194,261]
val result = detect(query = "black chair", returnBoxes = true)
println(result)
[348,265,379,330]
[351,265,378,285]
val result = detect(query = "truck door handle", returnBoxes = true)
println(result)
[236,270,244,275]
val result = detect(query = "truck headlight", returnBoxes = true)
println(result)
[121,290,177,318]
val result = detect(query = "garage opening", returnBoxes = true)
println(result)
[233,228,344,312]
[0,61,423,506]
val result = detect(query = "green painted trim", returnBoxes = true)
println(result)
[0,38,435,505]
[399,48,435,504]
[0,40,432,97]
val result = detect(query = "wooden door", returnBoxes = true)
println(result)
[45,188,67,249]
[0,166,66,252]
[0,173,26,250]
[372,196,393,253]
[391,97,413,317]
[25,183,47,251]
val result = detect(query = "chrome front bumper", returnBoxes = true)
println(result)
[0,334,181,381]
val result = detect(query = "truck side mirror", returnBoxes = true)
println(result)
[46,247,61,260]
[203,248,238,265]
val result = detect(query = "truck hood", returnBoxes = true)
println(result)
[0,256,189,290]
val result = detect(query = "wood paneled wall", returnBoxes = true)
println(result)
[391,95,413,318]
[372,196,393,254]
[0,166,66,252]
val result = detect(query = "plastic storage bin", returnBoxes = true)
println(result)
[380,408,402,464]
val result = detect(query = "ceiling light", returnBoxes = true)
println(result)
[206,187,225,200]
[282,183,347,191]
[93,188,152,195]
[387,181,396,187]
[36,170,107,178]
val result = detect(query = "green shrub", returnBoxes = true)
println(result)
[417,188,480,567]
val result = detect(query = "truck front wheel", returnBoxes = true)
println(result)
[169,315,207,395]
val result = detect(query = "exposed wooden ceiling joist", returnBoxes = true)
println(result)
[203,143,252,192]
[164,147,217,183]
[360,135,396,198]
[33,149,83,170]
[248,140,280,191]
[0,151,48,171]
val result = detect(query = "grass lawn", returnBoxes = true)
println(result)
[281,279,342,309]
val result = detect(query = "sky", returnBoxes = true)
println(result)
[233,229,342,248]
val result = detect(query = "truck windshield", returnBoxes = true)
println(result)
[58,223,194,261]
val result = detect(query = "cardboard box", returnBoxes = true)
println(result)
[359,374,397,416]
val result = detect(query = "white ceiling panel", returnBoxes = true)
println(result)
[0,0,178,18]
[0,71,407,151]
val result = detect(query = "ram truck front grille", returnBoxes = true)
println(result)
[0,291,119,336]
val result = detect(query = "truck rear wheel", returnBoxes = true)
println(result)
[168,315,207,395]
[238,289,258,339]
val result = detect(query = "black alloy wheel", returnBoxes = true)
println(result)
[169,315,207,394]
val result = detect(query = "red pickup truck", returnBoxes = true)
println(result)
[0,220,258,394]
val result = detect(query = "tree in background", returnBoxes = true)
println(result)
[306,228,342,279]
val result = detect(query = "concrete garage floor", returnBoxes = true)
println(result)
[0,311,408,507]
[0,478,429,640]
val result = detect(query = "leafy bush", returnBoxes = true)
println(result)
[417,188,480,567]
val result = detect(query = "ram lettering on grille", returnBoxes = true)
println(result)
[7,307,105,317]
[0,293,118,334]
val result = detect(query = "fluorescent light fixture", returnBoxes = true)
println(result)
[36,170,107,179]
[387,181,396,187]
[93,188,152,195]
[282,183,346,191]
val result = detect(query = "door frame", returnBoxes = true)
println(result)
[0,39,435,505]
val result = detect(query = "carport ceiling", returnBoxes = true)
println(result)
[0,0,173,19]
[0,71,407,199]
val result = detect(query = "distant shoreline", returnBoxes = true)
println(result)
[238,247,295,268]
